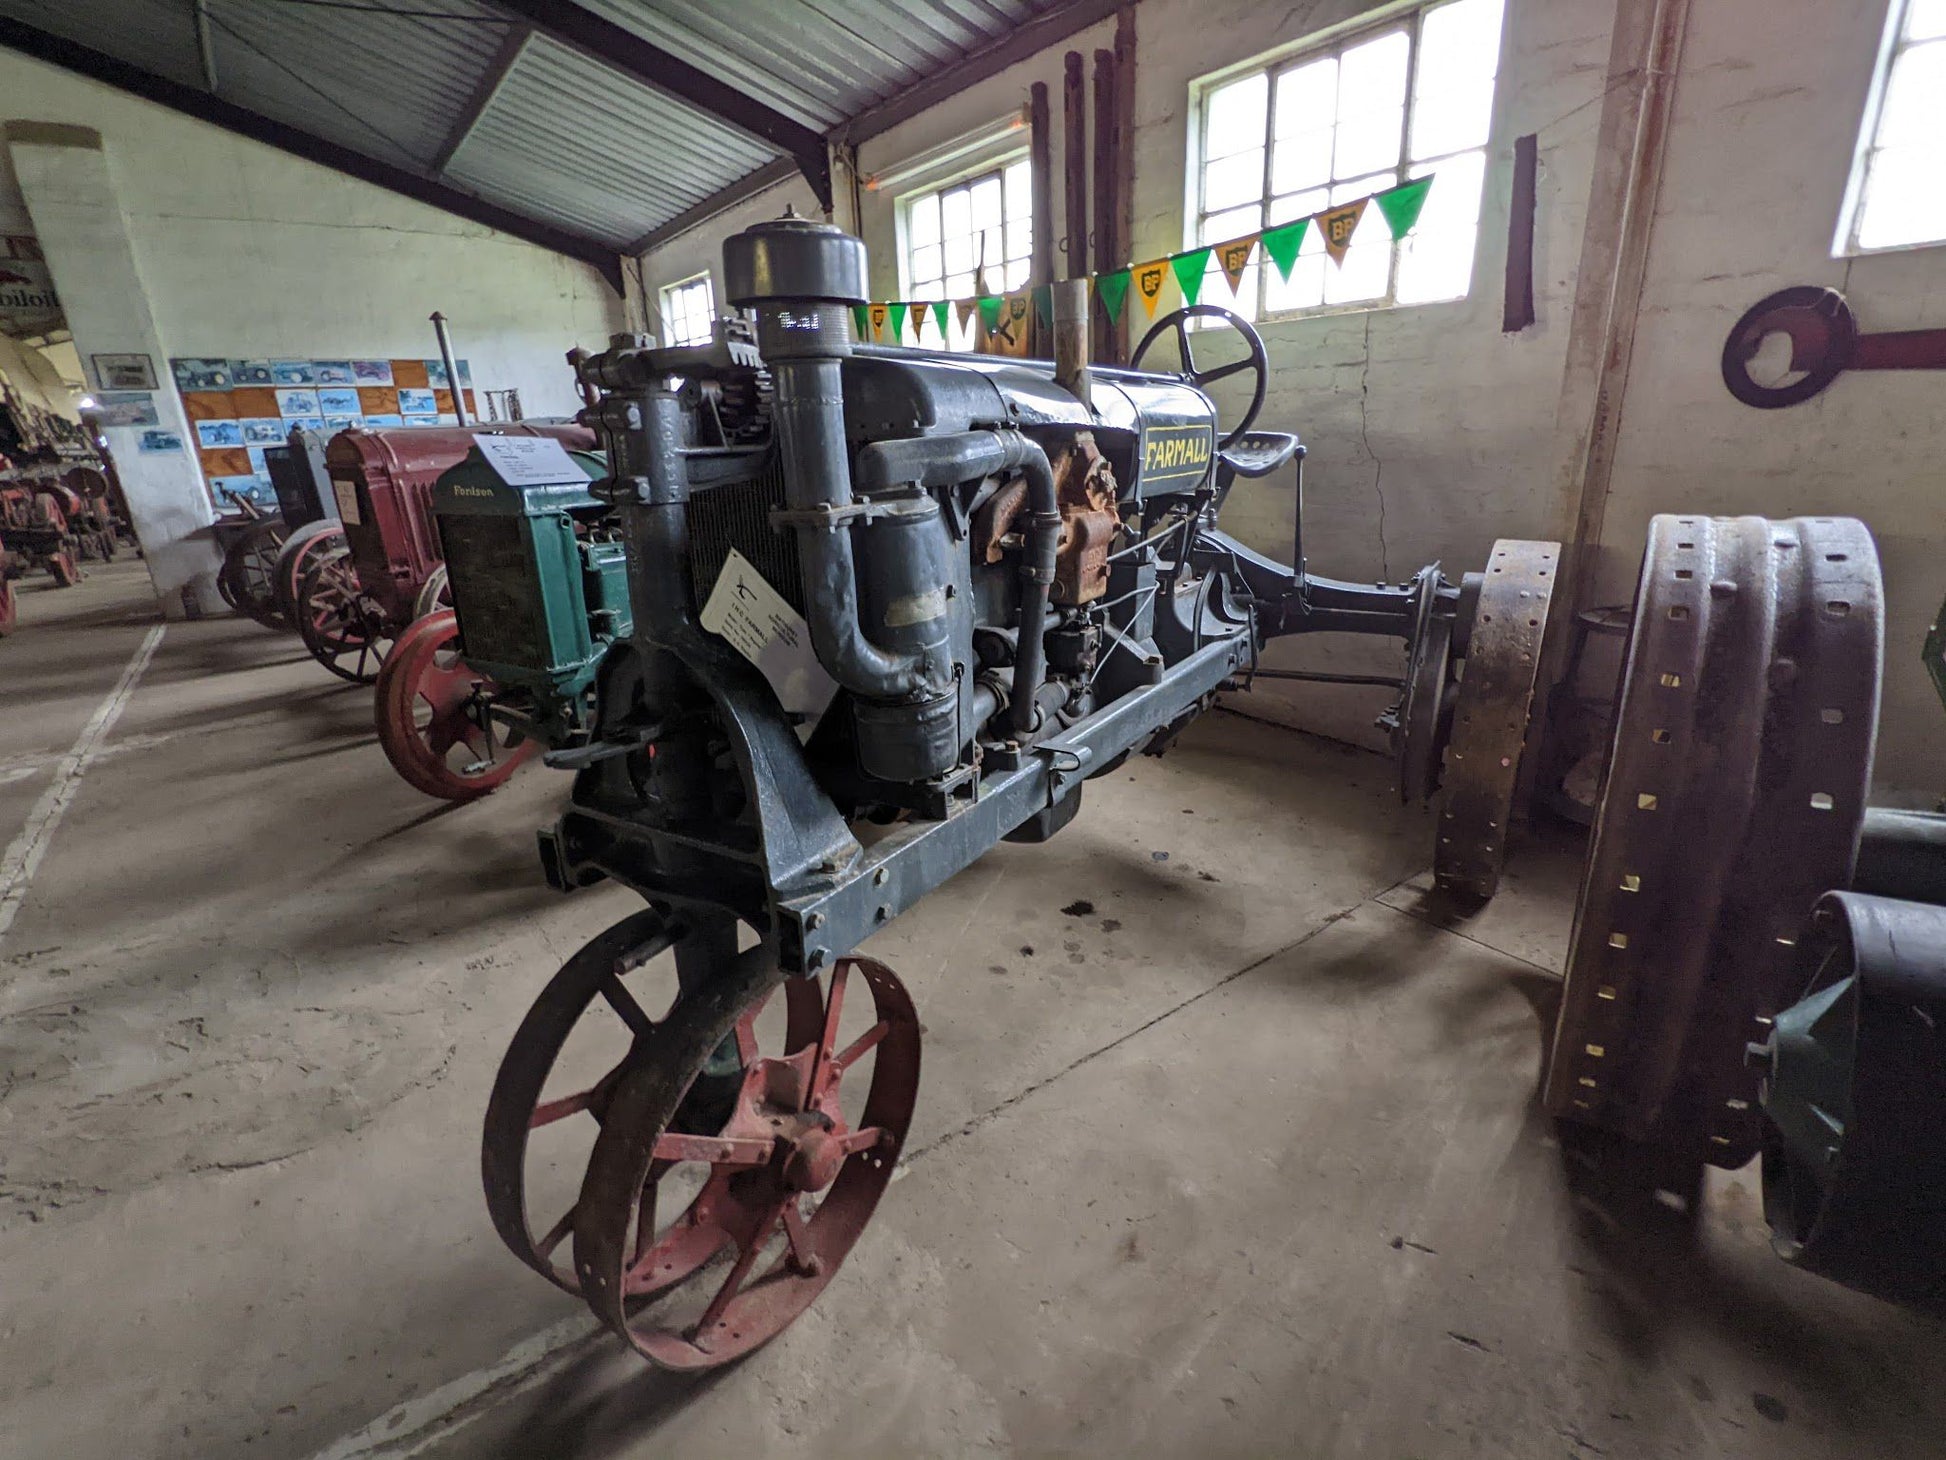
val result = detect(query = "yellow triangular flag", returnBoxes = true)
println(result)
[868,302,889,340]
[1133,258,1171,317]
[1215,234,1259,297]
[955,298,978,332]
[1316,198,1369,265]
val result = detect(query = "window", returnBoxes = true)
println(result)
[1839,0,1946,253]
[901,158,1033,350]
[660,273,715,348]
[1190,0,1505,319]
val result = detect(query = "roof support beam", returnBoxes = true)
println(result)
[627,157,799,256]
[432,21,531,175]
[484,0,832,212]
[0,16,625,293]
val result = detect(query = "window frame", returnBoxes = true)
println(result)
[1834,0,1946,257]
[658,272,716,349]
[894,146,1034,351]
[1184,0,1503,322]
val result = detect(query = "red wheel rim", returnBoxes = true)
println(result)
[573,951,921,1370]
[0,577,15,635]
[275,523,346,622]
[296,555,395,683]
[374,610,536,800]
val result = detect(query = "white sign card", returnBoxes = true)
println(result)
[472,433,581,486]
[700,549,838,732]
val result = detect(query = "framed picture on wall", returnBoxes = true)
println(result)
[92,353,158,391]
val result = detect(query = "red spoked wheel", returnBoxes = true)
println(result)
[48,547,81,587]
[571,944,921,1369]
[374,610,536,800]
[273,521,346,624]
[0,575,16,636]
[296,553,395,683]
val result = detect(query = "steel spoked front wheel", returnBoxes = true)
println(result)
[374,610,534,800]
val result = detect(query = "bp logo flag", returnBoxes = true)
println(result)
[869,302,889,340]
[982,291,1034,356]
[1134,259,1170,317]
[1215,234,1260,296]
[1316,198,1369,265]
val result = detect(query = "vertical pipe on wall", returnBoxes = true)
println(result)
[430,311,469,425]
[1062,51,1088,283]
[1029,81,1055,356]
[1091,46,1118,364]
[1111,6,1136,364]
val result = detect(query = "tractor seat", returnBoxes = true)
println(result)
[1218,431,1304,480]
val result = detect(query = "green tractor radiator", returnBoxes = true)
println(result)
[430,447,630,743]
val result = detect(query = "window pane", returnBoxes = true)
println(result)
[1204,148,1265,211]
[1004,259,1030,291]
[1857,144,1946,248]
[1264,187,1328,312]
[1418,0,1506,91]
[1909,0,1946,41]
[1203,203,1263,242]
[1323,172,1394,304]
[1335,104,1405,178]
[968,176,1003,230]
[1398,149,1485,302]
[944,270,975,299]
[943,230,974,277]
[1206,72,1270,158]
[1411,71,1496,159]
[1006,216,1032,263]
[910,243,941,287]
[909,193,941,249]
[1875,38,1946,148]
[1274,56,1337,138]
[1005,159,1031,218]
[1338,30,1410,120]
[941,186,972,244]
[1272,127,1332,194]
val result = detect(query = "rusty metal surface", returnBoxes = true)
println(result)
[572,946,919,1369]
[1435,539,1560,900]
[1051,432,1118,605]
[1546,515,1882,1165]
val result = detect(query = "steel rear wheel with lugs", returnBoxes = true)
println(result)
[374,610,534,800]
[1545,515,1882,1166]
[295,552,395,684]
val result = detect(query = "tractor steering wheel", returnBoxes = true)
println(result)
[1130,304,1269,451]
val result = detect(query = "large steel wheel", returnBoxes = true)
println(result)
[273,520,346,624]
[295,553,395,683]
[1545,516,1882,1165]
[374,610,535,800]
[1434,539,1560,901]
[572,939,920,1369]
[220,516,291,630]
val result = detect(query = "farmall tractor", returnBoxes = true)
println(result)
[473,215,1944,1368]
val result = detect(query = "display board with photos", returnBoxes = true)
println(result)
[170,356,479,509]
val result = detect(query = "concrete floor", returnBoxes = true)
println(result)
[2,560,1943,1460]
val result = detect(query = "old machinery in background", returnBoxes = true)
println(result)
[481,215,1561,1370]
[373,445,632,801]
[1546,514,1946,1314]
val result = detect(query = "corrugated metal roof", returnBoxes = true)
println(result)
[0,0,1085,268]
[445,35,781,247]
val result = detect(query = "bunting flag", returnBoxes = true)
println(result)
[1170,247,1211,307]
[1095,268,1131,321]
[1259,218,1308,281]
[1215,234,1258,297]
[850,174,1432,343]
[1375,175,1434,241]
[1316,198,1369,265]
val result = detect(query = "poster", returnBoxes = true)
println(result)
[351,360,393,385]
[398,388,437,416]
[313,360,354,385]
[241,418,286,445]
[195,419,243,448]
[172,358,231,391]
[270,360,316,386]
[229,359,274,385]
[139,429,184,453]
[92,391,160,427]
[276,388,319,417]
[316,388,359,415]
[92,353,158,391]
[0,235,61,335]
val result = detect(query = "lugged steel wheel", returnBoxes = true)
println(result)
[220,517,291,631]
[1755,890,1946,1313]
[296,554,395,684]
[1434,539,1560,901]
[1545,516,1882,1165]
[573,945,920,1369]
[273,520,346,624]
[482,910,690,1293]
[412,564,451,622]
[374,610,535,800]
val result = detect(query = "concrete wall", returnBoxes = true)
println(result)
[637,0,1942,797]
[0,51,622,423]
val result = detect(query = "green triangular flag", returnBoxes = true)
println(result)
[1260,219,1308,281]
[851,304,869,338]
[1095,268,1131,320]
[977,295,1003,332]
[1170,248,1212,306]
[1032,284,1053,327]
[889,302,908,341]
[1374,176,1434,240]
[931,300,950,339]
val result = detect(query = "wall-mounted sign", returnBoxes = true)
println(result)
[91,352,158,391]
[0,235,61,335]
[92,390,160,427]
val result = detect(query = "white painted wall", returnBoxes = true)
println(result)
[0,51,623,421]
[635,0,1942,798]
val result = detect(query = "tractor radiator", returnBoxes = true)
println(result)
[441,514,548,668]
[685,451,804,617]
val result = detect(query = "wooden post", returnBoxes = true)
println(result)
[1112,7,1136,364]
[1029,80,1055,357]
[1062,51,1088,284]
[1091,46,1118,364]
